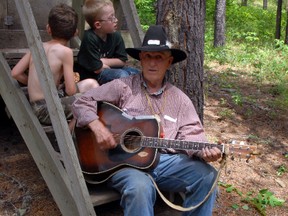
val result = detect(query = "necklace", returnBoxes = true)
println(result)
[143,88,166,138]
[144,88,166,123]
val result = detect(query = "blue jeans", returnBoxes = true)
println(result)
[108,154,218,216]
[98,67,140,85]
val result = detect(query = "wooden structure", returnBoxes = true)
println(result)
[0,0,143,215]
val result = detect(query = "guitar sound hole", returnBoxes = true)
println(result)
[122,129,142,153]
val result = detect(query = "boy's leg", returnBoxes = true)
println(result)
[77,79,99,92]
[97,68,129,84]
[122,66,140,75]
[31,101,51,125]
[97,67,140,85]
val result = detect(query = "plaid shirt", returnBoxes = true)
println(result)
[72,73,207,157]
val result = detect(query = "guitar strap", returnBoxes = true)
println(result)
[147,154,227,212]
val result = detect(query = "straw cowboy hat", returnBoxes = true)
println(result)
[126,25,187,64]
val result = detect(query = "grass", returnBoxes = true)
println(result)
[205,0,288,111]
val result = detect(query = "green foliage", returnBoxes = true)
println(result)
[219,181,243,196]
[231,203,239,209]
[219,182,285,215]
[134,0,156,30]
[231,92,243,106]
[218,108,234,119]
[277,164,286,176]
[205,0,288,111]
[244,189,285,215]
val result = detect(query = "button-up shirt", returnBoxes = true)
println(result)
[72,73,207,157]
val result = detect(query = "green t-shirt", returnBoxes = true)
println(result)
[77,29,128,73]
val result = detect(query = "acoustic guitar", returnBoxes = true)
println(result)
[74,102,257,184]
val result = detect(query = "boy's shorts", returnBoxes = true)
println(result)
[30,90,80,125]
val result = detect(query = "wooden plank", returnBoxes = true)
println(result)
[0,48,29,58]
[0,52,79,216]
[72,0,85,40]
[6,0,58,30]
[119,0,144,47]
[0,30,51,49]
[113,0,124,29]
[0,48,79,61]
[0,1,8,29]
[0,46,78,67]
[17,87,121,208]
[13,1,96,216]
[89,185,120,206]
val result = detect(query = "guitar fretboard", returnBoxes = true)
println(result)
[141,137,224,152]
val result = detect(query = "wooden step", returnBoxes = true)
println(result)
[88,184,120,206]
[18,86,121,207]
[1,47,79,67]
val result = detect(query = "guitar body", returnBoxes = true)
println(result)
[74,102,160,183]
[74,102,258,184]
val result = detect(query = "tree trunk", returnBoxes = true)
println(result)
[241,0,248,6]
[275,0,283,39]
[263,0,268,10]
[156,0,205,122]
[285,2,288,44]
[214,0,226,47]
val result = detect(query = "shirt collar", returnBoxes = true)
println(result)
[140,74,167,96]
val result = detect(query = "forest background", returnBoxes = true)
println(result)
[135,0,288,110]
[1,0,287,215]
[133,0,288,215]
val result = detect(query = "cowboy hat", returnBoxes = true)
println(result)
[126,25,187,64]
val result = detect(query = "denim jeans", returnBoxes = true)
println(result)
[97,67,140,85]
[108,153,218,216]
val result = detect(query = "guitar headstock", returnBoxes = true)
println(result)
[224,141,259,162]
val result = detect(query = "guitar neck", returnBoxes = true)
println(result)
[141,137,224,152]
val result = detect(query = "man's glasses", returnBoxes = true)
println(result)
[98,16,118,23]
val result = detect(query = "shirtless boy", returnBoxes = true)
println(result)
[11,3,98,125]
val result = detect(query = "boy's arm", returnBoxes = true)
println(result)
[11,52,30,85]
[96,32,127,71]
[92,58,125,74]
[62,48,77,96]
[100,57,126,69]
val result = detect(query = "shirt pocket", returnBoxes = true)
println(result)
[162,114,178,139]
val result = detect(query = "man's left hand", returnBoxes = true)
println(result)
[201,147,222,162]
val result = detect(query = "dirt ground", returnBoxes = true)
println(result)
[0,62,287,216]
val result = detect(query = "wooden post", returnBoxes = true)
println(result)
[0,53,79,215]
[72,0,85,43]
[119,0,144,47]
[13,0,96,215]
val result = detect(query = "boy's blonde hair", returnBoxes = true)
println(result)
[82,0,113,29]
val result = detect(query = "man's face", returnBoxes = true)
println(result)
[139,51,173,83]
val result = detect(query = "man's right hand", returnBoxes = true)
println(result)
[88,119,117,150]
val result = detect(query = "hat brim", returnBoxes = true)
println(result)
[126,46,187,64]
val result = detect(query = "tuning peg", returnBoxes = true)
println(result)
[245,153,253,163]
